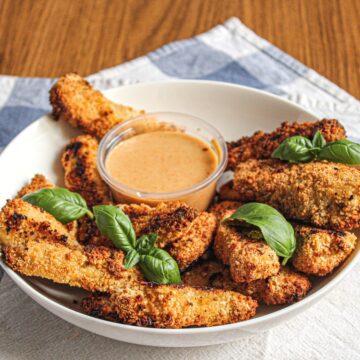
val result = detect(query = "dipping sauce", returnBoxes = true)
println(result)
[106,131,218,193]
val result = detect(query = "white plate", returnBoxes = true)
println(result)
[0,80,359,347]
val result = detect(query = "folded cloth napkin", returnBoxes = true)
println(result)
[0,17,359,360]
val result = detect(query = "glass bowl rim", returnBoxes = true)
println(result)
[97,111,228,200]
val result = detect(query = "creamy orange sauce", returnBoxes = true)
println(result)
[106,131,218,193]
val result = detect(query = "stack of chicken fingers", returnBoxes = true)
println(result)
[0,74,358,329]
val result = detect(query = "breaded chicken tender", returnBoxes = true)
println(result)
[62,134,112,207]
[0,199,144,291]
[292,225,357,276]
[82,282,258,328]
[50,73,143,138]
[233,160,360,230]
[120,202,217,270]
[215,220,280,283]
[227,119,346,170]
[183,260,311,305]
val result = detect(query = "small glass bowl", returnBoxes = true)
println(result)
[97,112,228,211]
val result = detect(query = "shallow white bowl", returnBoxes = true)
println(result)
[0,80,358,347]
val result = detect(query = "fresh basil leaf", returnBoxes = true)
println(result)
[124,249,140,269]
[318,139,360,164]
[93,205,136,251]
[135,233,157,255]
[225,202,296,265]
[23,188,92,224]
[139,248,181,284]
[271,136,315,163]
[312,131,326,148]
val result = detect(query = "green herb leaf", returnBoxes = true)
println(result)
[93,205,136,252]
[22,188,92,224]
[312,131,326,148]
[318,139,360,164]
[124,249,140,269]
[139,248,181,284]
[135,233,157,255]
[225,202,296,265]
[271,136,315,163]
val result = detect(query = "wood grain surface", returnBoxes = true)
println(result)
[0,0,359,98]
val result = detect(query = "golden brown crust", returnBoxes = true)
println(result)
[183,261,311,305]
[16,174,55,198]
[50,73,143,138]
[61,134,112,207]
[292,225,357,276]
[233,159,360,230]
[168,212,217,270]
[0,198,79,248]
[227,119,346,170]
[214,215,280,283]
[76,215,113,247]
[120,202,198,248]
[0,199,143,292]
[81,282,258,328]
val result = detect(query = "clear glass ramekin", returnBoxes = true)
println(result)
[97,112,228,211]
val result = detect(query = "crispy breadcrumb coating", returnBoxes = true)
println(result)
[183,260,311,305]
[292,225,357,276]
[50,73,143,138]
[168,211,217,271]
[214,211,280,283]
[62,134,112,207]
[227,119,346,170]
[0,199,144,291]
[16,175,78,242]
[233,160,360,230]
[81,282,258,328]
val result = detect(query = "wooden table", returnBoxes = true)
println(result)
[0,0,359,98]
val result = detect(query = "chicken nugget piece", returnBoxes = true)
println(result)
[292,225,357,276]
[227,119,346,170]
[183,261,311,305]
[82,282,258,328]
[233,159,360,230]
[62,134,112,207]
[214,214,280,283]
[0,199,143,292]
[50,73,143,138]
[16,174,55,198]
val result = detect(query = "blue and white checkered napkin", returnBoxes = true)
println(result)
[0,17,360,360]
